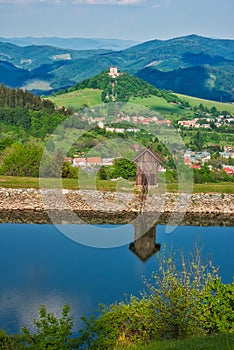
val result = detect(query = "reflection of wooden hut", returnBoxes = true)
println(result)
[129,219,160,262]
[133,148,162,190]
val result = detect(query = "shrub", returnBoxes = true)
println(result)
[78,245,232,349]
[21,304,73,349]
[79,297,156,349]
[199,279,234,334]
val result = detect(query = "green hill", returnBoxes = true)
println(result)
[50,71,234,116]
[136,64,234,102]
[55,70,182,105]
[0,35,233,101]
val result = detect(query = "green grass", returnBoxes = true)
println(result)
[129,95,189,116]
[0,176,117,191]
[122,333,234,350]
[49,88,102,108]
[175,93,234,114]
[49,87,234,116]
[166,182,234,194]
[0,176,233,194]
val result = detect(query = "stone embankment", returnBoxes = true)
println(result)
[0,188,233,225]
[0,188,233,212]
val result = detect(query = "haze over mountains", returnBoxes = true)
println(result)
[0,37,138,51]
[0,34,233,102]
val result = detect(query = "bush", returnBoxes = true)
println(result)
[21,304,74,349]
[0,143,43,177]
[200,279,234,334]
[78,245,234,349]
[79,297,156,349]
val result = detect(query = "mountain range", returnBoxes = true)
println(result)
[0,37,138,51]
[0,34,233,102]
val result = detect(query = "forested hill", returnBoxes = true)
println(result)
[60,71,181,104]
[0,84,67,138]
[0,84,55,111]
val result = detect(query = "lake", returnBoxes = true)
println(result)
[0,223,233,334]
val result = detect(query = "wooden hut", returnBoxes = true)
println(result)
[133,148,162,190]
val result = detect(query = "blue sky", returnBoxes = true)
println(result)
[0,0,233,41]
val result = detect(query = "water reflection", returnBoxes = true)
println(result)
[0,222,233,334]
[130,215,160,262]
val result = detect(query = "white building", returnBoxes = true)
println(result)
[109,66,121,78]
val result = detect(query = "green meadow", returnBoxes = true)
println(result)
[0,176,233,194]
[122,334,234,350]
[175,93,234,113]
[129,95,189,115]
[49,88,234,117]
[49,88,102,108]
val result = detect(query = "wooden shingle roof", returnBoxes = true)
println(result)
[133,147,162,164]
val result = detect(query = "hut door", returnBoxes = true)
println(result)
[142,173,148,193]
[150,174,156,185]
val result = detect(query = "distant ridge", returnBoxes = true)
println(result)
[0,34,233,101]
[0,37,139,51]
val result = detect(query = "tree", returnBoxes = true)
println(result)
[98,166,108,180]
[111,158,136,180]
[21,304,73,349]
[0,143,43,177]
[195,131,203,151]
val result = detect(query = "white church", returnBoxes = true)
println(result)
[108,66,121,78]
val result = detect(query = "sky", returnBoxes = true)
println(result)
[0,0,233,42]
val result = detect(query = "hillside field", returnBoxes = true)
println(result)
[129,95,191,116]
[49,88,102,108]
[49,88,234,116]
[175,93,234,113]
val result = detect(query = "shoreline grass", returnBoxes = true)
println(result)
[0,176,233,194]
[122,333,234,350]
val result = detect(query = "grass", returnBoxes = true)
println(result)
[0,176,233,194]
[129,95,189,116]
[0,176,117,191]
[48,87,234,116]
[175,93,234,114]
[122,333,234,350]
[49,88,102,108]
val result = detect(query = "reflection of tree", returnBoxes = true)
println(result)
[129,214,160,262]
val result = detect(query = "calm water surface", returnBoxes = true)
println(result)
[0,223,233,333]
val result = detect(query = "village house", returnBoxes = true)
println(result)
[224,146,234,152]
[86,157,102,167]
[64,157,72,164]
[219,151,232,159]
[223,165,234,176]
[184,150,210,166]
[102,158,114,166]
[178,119,200,128]
[73,158,86,167]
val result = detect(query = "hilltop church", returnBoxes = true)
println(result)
[109,66,121,78]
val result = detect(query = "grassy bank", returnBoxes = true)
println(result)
[122,333,234,350]
[0,176,233,193]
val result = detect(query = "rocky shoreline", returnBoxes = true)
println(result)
[0,188,233,225]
